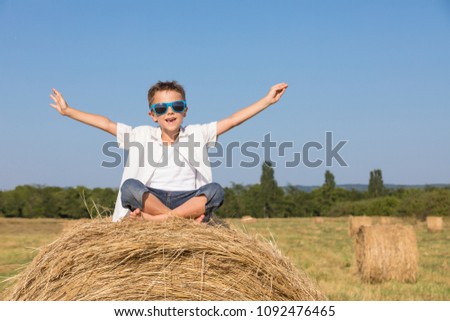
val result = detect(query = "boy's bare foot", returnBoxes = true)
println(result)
[169,211,205,224]
[130,209,205,223]
[194,214,205,224]
[129,208,144,221]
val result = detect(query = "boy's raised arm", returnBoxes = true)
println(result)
[50,88,117,136]
[217,83,288,136]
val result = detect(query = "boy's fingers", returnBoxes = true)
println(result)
[271,83,287,93]
[278,86,287,93]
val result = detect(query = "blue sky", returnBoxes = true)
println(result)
[0,0,449,190]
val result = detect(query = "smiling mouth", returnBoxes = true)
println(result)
[165,117,177,124]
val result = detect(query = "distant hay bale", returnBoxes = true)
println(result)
[349,216,372,237]
[355,225,418,283]
[5,219,326,301]
[426,216,443,232]
[240,215,257,223]
[313,217,324,223]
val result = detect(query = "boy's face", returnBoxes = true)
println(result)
[149,90,188,132]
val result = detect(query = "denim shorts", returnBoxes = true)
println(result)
[120,179,224,222]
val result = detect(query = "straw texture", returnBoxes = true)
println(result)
[379,216,392,225]
[5,218,326,301]
[355,224,419,283]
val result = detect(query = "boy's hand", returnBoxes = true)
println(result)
[50,88,70,116]
[264,83,288,106]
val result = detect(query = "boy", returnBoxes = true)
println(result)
[50,81,288,223]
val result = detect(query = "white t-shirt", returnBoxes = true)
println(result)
[147,144,197,191]
[112,121,218,222]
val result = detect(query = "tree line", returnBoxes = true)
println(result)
[1,164,449,219]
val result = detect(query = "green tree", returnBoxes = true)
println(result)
[243,184,265,217]
[319,170,337,214]
[216,187,242,218]
[397,188,450,219]
[284,185,311,217]
[368,169,385,197]
[260,161,283,217]
[324,170,336,190]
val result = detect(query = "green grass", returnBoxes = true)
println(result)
[0,216,448,300]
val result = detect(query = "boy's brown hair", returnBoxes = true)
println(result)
[147,81,186,105]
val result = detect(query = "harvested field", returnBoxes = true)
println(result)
[1,217,449,300]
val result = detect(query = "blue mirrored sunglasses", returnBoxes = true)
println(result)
[149,100,187,116]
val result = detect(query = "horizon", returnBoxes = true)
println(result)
[2,181,450,193]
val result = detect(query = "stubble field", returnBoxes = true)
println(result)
[0,216,448,300]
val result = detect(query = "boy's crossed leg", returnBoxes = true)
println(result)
[120,179,223,223]
[135,192,206,223]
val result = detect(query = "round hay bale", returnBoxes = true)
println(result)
[349,216,372,237]
[240,215,257,223]
[426,216,443,232]
[5,219,326,301]
[355,224,418,283]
